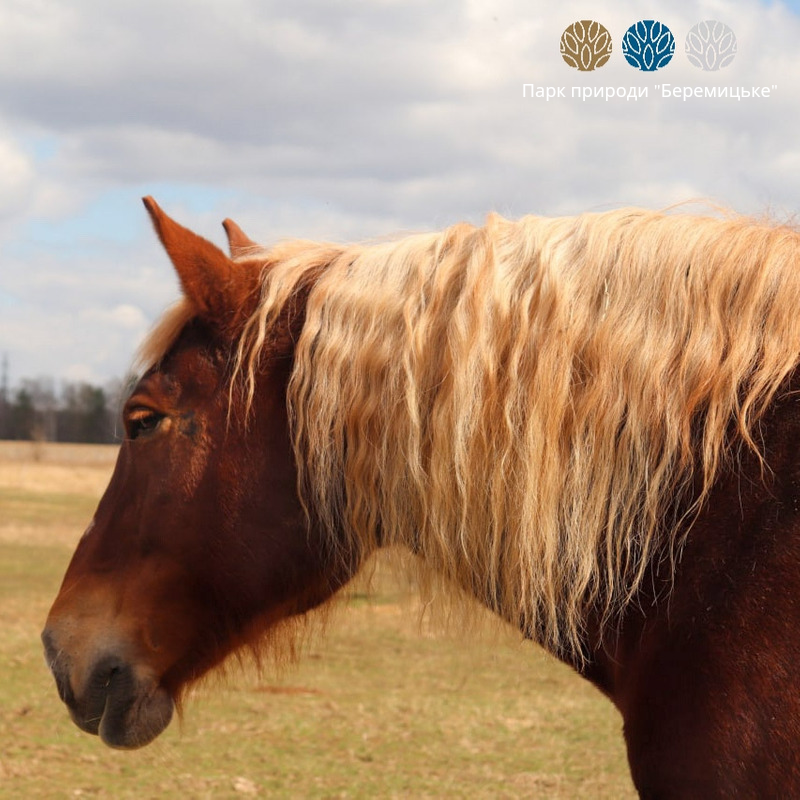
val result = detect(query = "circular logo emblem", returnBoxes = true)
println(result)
[685,20,737,71]
[622,20,675,71]
[560,20,612,72]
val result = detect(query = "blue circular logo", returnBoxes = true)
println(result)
[622,20,675,71]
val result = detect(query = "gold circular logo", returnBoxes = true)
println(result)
[560,20,612,72]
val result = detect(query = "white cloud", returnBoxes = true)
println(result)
[0,134,34,219]
[83,304,149,330]
[0,0,799,382]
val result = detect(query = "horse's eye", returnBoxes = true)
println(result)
[126,409,165,441]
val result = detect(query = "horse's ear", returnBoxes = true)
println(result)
[143,197,260,337]
[222,217,259,258]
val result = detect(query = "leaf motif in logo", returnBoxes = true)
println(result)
[560,20,612,71]
[622,20,675,72]
[685,20,737,71]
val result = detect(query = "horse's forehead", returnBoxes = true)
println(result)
[150,320,230,392]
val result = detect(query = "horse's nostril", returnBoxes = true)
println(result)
[104,665,121,688]
[41,627,77,706]
[41,628,58,664]
[90,657,125,690]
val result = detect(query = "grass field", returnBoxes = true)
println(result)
[0,441,636,798]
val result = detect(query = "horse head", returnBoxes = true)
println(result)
[41,199,346,748]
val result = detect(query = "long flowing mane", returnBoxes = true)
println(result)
[143,208,800,659]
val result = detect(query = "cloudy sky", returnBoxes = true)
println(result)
[1,0,799,385]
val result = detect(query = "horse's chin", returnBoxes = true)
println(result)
[95,682,174,749]
[66,685,173,749]
[62,659,174,749]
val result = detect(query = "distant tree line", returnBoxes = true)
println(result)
[0,376,133,444]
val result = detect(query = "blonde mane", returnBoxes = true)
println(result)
[144,208,800,659]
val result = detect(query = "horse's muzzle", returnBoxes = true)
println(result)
[41,627,174,749]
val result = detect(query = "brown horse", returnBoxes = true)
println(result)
[43,198,800,797]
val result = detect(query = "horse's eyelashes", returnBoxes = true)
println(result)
[126,410,165,441]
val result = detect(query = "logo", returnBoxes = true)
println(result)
[685,20,737,71]
[560,20,613,72]
[622,20,676,72]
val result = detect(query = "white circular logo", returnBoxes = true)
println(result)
[685,20,737,71]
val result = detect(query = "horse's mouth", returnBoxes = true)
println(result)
[76,663,174,749]
[43,631,174,749]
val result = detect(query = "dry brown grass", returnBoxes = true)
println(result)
[0,441,117,489]
[0,442,117,547]
[0,442,635,798]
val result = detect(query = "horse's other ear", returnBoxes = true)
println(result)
[222,217,258,258]
[143,197,260,337]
